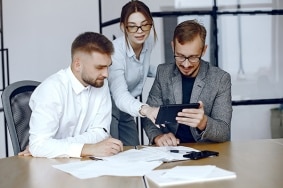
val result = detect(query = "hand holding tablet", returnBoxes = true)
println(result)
[155,103,200,125]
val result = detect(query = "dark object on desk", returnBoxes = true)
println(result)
[170,149,180,153]
[89,156,103,161]
[1,80,40,155]
[183,150,219,160]
[155,103,200,124]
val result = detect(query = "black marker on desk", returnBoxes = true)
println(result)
[170,150,179,153]
[170,150,192,154]
[89,156,103,161]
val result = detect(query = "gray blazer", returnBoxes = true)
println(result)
[143,61,232,144]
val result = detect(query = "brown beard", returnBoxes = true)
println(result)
[181,62,201,78]
[83,78,104,88]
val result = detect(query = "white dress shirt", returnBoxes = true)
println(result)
[108,35,156,117]
[29,67,111,158]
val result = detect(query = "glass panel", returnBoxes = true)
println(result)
[218,0,274,11]
[218,15,283,100]
[174,0,213,9]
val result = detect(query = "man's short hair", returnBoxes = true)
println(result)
[71,32,114,60]
[173,20,206,48]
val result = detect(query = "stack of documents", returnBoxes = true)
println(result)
[99,146,199,162]
[53,146,198,179]
[53,146,237,183]
[144,165,236,186]
[53,160,162,179]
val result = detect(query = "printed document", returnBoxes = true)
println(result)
[99,145,199,162]
[52,146,198,179]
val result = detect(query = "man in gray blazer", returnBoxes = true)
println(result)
[143,20,232,146]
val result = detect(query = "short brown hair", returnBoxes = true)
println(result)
[71,32,114,60]
[120,1,157,46]
[173,20,206,48]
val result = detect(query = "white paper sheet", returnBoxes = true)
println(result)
[162,165,216,179]
[145,165,236,186]
[52,146,198,179]
[53,160,162,179]
[99,146,199,162]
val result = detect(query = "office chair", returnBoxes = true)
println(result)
[1,80,40,155]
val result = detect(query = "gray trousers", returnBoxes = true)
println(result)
[110,98,140,146]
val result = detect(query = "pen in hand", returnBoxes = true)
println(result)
[103,128,111,138]
[102,128,124,153]
[89,156,103,161]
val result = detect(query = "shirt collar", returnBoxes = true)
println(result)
[66,66,90,95]
[126,39,149,58]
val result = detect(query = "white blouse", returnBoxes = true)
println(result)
[108,35,156,117]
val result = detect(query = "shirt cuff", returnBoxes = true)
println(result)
[138,104,149,117]
[68,143,84,158]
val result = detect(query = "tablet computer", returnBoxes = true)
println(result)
[155,103,200,124]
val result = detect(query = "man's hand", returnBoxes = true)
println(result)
[18,145,32,156]
[154,133,180,146]
[176,101,207,131]
[81,138,123,157]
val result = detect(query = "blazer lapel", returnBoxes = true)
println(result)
[190,61,207,103]
[190,79,205,103]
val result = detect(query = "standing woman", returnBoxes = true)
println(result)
[108,1,158,146]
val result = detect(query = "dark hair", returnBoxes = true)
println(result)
[120,0,157,46]
[71,32,114,60]
[173,20,206,48]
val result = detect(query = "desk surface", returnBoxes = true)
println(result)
[0,139,283,188]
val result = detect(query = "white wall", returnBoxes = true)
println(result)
[3,0,99,82]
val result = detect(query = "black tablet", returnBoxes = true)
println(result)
[155,103,200,124]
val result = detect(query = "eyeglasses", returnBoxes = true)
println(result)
[174,55,201,64]
[126,24,152,33]
[174,47,204,64]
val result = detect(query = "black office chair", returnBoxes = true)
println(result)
[1,80,40,155]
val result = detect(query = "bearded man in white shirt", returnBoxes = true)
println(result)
[21,32,123,158]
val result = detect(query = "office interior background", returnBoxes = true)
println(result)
[0,0,282,158]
